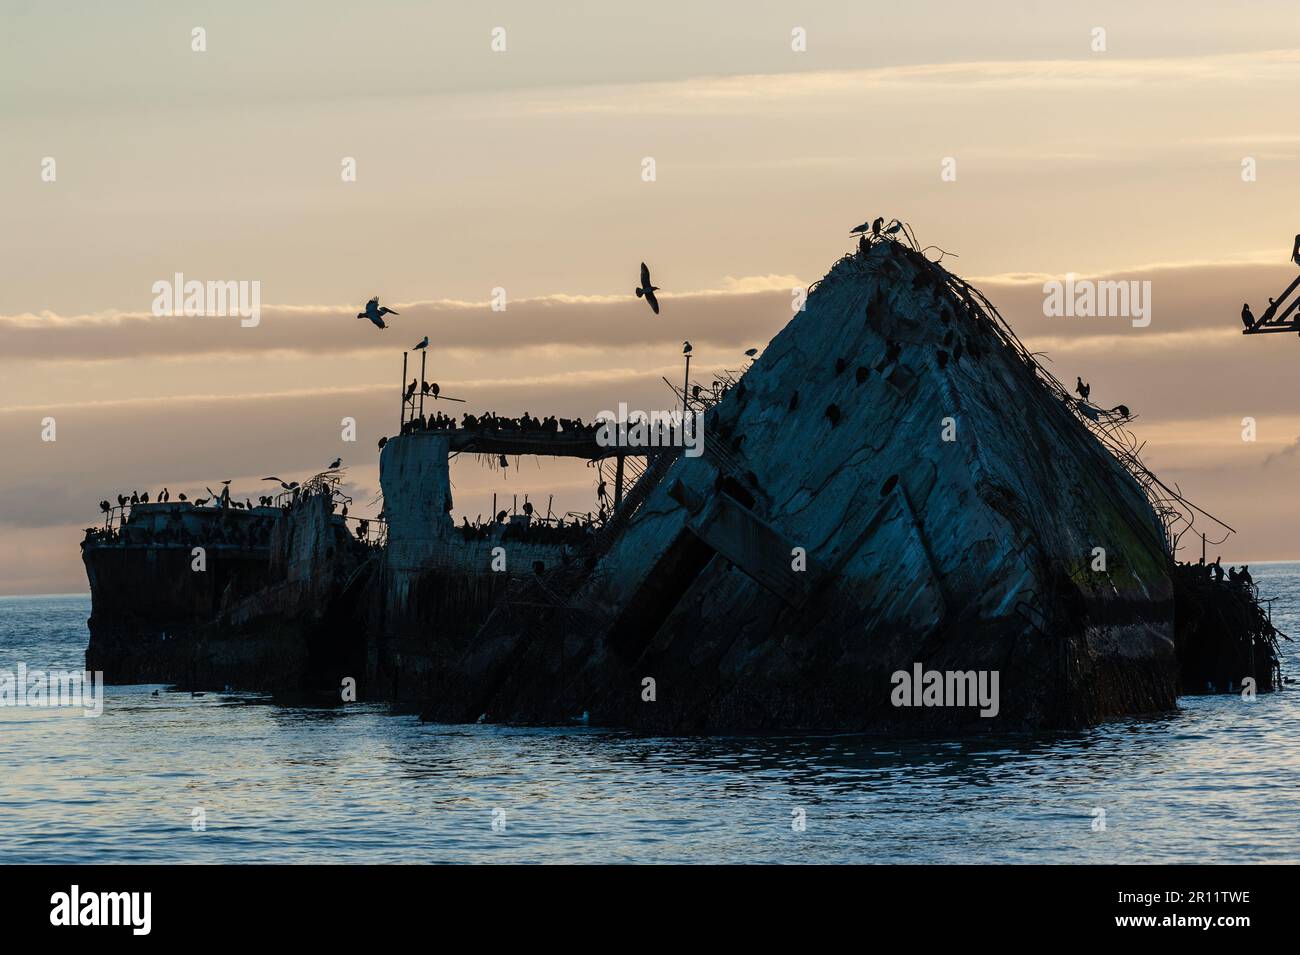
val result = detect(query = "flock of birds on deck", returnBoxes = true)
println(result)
[98,459,346,516]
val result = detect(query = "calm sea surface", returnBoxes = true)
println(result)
[2,566,1299,864]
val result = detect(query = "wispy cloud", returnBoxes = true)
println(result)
[0,280,799,364]
[527,50,1300,116]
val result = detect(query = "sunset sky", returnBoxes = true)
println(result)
[4,1,1300,594]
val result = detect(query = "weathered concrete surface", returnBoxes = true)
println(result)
[366,432,578,705]
[424,239,1178,733]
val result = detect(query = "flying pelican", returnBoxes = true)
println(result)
[636,262,660,315]
[358,296,399,329]
[1076,377,1091,401]
[413,336,428,350]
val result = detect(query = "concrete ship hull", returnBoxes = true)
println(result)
[80,237,1283,730]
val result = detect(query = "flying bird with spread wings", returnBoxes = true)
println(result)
[636,262,660,315]
[358,296,399,329]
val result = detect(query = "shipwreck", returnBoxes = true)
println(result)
[82,227,1284,733]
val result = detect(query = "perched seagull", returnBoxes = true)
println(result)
[884,219,903,236]
[1075,377,1091,402]
[636,262,660,315]
[682,340,692,355]
[413,336,428,350]
[850,216,885,237]
[329,457,341,469]
[358,296,399,329]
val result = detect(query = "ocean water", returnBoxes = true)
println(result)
[1,567,1298,864]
